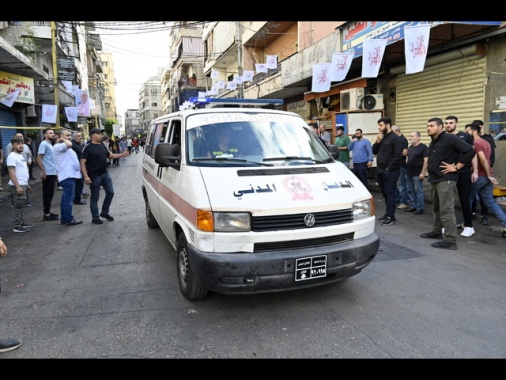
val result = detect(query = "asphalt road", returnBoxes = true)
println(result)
[1,152,505,358]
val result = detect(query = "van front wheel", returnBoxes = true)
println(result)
[177,233,208,300]
[145,198,159,228]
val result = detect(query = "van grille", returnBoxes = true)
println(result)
[251,209,353,232]
[254,232,354,252]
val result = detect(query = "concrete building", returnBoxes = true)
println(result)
[0,21,106,151]
[99,51,118,120]
[138,67,163,132]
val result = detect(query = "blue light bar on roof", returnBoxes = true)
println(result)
[188,97,284,106]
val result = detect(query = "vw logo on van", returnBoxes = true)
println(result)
[304,214,316,227]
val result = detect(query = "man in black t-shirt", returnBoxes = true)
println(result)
[80,129,130,225]
[444,116,475,237]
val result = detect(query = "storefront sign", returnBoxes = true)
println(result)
[0,70,35,104]
[341,21,501,57]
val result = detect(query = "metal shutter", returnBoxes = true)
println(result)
[0,109,16,153]
[395,53,486,146]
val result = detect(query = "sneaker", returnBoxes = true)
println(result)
[49,212,59,218]
[414,209,424,215]
[21,222,33,228]
[461,227,475,238]
[100,213,114,221]
[501,230,506,238]
[431,240,457,250]
[0,338,22,353]
[378,215,388,222]
[92,218,103,224]
[404,208,416,212]
[397,203,410,210]
[43,214,59,221]
[13,225,30,233]
[481,216,489,226]
[420,231,444,239]
[65,219,83,226]
[25,202,33,207]
[456,223,464,230]
[381,216,396,226]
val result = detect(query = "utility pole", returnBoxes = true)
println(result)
[236,22,243,98]
[51,21,60,130]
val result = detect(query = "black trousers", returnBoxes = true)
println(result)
[456,169,474,227]
[74,177,84,203]
[42,174,57,214]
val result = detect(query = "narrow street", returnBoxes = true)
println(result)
[1,152,505,358]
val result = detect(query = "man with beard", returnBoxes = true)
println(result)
[421,117,474,250]
[372,117,404,226]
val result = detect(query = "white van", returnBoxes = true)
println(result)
[141,97,379,300]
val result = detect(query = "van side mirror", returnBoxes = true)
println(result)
[154,142,181,168]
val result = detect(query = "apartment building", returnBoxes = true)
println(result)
[0,21,107,153]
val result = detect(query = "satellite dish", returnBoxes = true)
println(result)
[362,94,377,110]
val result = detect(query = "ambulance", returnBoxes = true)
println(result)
[141,97,379,300]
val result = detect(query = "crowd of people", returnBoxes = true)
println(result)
[313,115,506,250]
[0,128,136,232]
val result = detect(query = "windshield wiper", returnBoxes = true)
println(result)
[263,156,326,163]
[193,157,273,166]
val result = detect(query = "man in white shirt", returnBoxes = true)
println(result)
[7,136,33,233]
[53,129,83,226]
[5,132,33,207]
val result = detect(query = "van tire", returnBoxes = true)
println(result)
[145,198,159,228]
[177,233,208,300]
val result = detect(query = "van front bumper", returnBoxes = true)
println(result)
[186,233,380,295]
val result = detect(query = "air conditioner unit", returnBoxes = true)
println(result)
[340,87,364,111]
[26,105,37,117]
[361,94,384,111]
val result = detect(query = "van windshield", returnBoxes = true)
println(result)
[186,112,332,166]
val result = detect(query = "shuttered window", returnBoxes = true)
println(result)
[395,52,486,146]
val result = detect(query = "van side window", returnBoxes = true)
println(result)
[148,121,169,159]
[168,120,182,146]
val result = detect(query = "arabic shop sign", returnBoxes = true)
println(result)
[0,70,35,104]
[58,57,75,80]
[341,21,438,57]
[341,21,502,57]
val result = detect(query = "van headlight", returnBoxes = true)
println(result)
[352,198,374,220]
[214,212,251,232]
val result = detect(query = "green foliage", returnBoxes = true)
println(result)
[27,130,39,139]
[104,118,118,137]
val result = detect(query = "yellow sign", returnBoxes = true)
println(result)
[0,70,35,104]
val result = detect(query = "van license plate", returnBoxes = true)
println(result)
[295,255,327,281]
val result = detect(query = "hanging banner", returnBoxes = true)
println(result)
[0,89,20,107]
[330,52,355,82]
[42,104,58,124]
[404,24,431,74]
[361,39,387,78]
[75,89,90,117]
[255,63,268,73]
[65,107,78,122]
[266,55,278,69]
[311,63,331,93]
